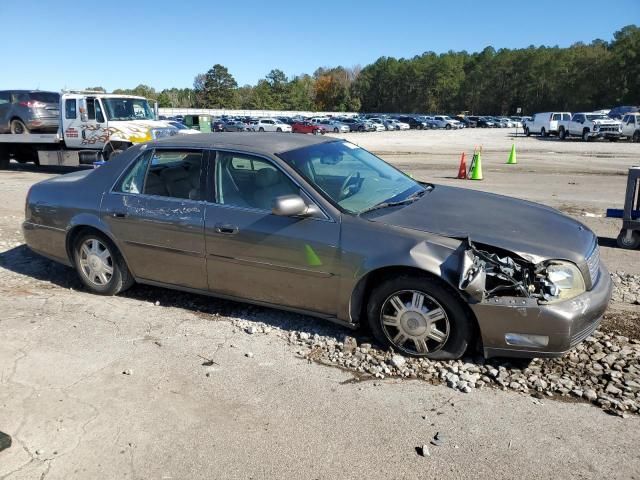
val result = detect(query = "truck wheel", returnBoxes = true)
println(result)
[582,129,591,142]
[617,230,640,250]
[524,127,530,136]
[540,127,547,137]
[10,119,30,134]
[558,128,566,140]
[633,131,640,143]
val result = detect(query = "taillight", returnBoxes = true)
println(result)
[19,101,47,108]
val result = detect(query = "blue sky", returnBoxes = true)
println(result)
[1,0,637,92]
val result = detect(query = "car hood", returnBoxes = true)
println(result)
[364,185,595,264]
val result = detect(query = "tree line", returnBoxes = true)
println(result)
[99,25,638,115]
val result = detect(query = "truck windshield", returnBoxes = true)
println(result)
[586,114,609,121]
[102,98,154,121]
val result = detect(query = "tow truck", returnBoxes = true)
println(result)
[0,90,177,169]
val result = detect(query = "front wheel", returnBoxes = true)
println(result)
[445,124,452,130]
[558,128,566,140]
[367,275,473,359]
[633,131,640,143]
[582,129,591,142]
[333,127,339,133]
[524,127,530,136]
[74,232,134,295]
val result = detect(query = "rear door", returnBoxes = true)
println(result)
[102,147,209,290]
[204,150,341,315]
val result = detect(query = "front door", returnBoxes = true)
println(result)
[102,147,209,290]
[62,96,108,150]
[204,151,341,315]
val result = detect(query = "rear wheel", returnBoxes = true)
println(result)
[617,230,640,250]
[540,127,547,137]
[10,119,29,134]
[367,275,473,359]
[73,232,134,295]
[258,127,265,132]
[632,131,640,143]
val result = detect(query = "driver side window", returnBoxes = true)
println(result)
[215,153,298,211]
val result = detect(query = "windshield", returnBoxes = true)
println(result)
[102,98,155,121]
[278,141,425,214]
[586,114,609,121]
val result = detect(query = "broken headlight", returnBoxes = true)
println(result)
[540,261,586,302]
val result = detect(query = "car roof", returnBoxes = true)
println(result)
[151,132,338,155]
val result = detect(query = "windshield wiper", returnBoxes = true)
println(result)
[359,187,429,215]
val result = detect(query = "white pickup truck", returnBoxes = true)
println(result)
[0,90,178,169]
[557,112,622,141]
[621,113,640,142]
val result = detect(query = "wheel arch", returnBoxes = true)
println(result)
[65,216,129,270]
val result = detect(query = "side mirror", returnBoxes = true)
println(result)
[272,195,316,217]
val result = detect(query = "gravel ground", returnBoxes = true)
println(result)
[1,129,640,478]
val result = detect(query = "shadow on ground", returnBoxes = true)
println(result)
[0,244,352,341]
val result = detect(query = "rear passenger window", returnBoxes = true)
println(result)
[0,92,10,105]
[117,150,153,194]
[552,114,561,121]
[65,99,77,119]
[143,150,204,200]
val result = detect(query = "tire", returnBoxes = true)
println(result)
[276,127,282,132]
[617,230,640,250]
[524,127,530,136]
[10,119,30,134]
[445,124,452,130]
[258,127,264,132]
[333,127,339,133]
[73,231,134,295]
[358,126,365,132]
[366,274,473,359]
[540,127,547,137]
[633,131,640,143]
[558,128,566,140]
[582,129,591,142]
[106,149,123,161]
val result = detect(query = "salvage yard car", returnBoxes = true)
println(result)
[23,134,611,360]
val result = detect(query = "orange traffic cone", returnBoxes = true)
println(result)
[457,152,467,179]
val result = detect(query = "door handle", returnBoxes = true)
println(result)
[111,212,127,218]
[214,224,239,235]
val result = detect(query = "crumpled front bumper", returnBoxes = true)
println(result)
[472,263,612,358]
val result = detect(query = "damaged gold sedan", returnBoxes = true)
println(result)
[23,134,612,359]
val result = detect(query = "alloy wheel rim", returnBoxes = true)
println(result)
[13,122,24,134]
[79,238,113,286]
[380,290,450,355]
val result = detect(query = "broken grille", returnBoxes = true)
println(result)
[586,243,600,285]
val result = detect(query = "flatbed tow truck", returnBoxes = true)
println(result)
[0,90,177,169]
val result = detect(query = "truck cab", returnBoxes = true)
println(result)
[621,113,640,142]
[60,92,177,158]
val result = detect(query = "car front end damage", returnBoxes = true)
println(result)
[457,239,612,358]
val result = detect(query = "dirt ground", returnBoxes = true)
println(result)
[1,129,639,479]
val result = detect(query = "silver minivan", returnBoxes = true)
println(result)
[0,90,60,134]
